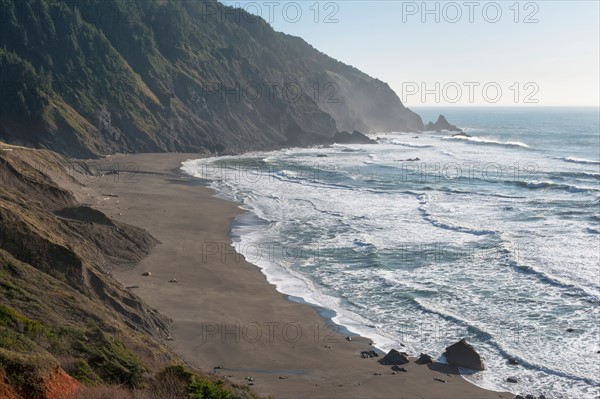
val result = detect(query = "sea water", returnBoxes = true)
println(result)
[182,107,600,398]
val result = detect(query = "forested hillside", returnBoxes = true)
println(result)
[0,0,423,157]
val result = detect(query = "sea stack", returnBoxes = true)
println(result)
[425,115,462,132]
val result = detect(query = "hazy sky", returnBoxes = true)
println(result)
[221,1,600,107]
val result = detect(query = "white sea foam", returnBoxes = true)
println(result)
[562,156,600,165]
[181,122,600,398]
[444,135,530,148]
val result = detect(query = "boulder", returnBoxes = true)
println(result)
[424,115,462,132]
[360,350,379,358]
[391,365,407,372]
[379,349,409,365]
[442,339,485,370]
[416,353,434,364]
[507,377,519,383]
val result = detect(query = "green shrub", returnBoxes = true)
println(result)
[154,365,236,399]
[74,329,146,387]
[0,304,43,340]
[0,326,37,352]
[71,358,102,386]
[188,377,234,399]
[0,349,56,396]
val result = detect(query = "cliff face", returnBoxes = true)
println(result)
[0,147,169,339]
[0,0,423,158]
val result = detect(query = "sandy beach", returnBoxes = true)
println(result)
[79,153,511,399]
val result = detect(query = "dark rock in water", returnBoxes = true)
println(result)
[425,115,462,132]
[317,154,328,158]
[538,395,546,399]
[506,376,519,383]
[391,365,407,372]
[442,339,485,370]
[416,353,434,364]
[379,349,409,365]
[334,130,377,144]
[508,358,519,365]
[452,132,472,137]
[566,328,574,333]
[397,157,420,162]
[525,395,535,399]
[515,396,525,399]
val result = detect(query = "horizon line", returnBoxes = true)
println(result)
[407,105,600,108]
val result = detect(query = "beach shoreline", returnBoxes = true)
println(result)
[80,152,511,399]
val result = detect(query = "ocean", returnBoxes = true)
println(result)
[182,107,600,398]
